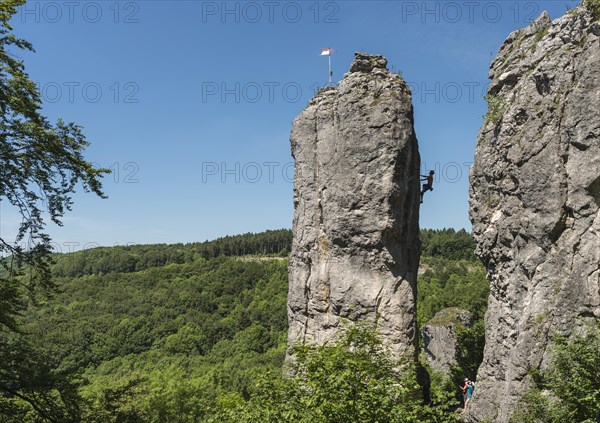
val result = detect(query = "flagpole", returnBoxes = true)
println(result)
[328,53,332,85]
[321,47,334,85]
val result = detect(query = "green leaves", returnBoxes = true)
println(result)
[0,332,84,423]
[1,0,109,333]
[417,233,488,407]
[1,3,109,420]
[420,229,477,262]
[483,94,508,125]
[417,258,489,325]
[9,254,289,421]
[3,228,487,421]
[511,323,600,422]
[211,323,460,423]
[584,0,600,21]
[546,325,600,421]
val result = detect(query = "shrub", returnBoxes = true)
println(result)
[483,94,507,124]
[511,323,600,422]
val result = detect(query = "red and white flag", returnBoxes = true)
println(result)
[321,48,333,56]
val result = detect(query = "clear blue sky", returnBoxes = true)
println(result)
[1,0,576,252]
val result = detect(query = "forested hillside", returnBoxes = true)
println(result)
[51,229,292,278]
[1,228,487,422]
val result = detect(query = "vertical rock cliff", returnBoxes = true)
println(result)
[468,4,600,422]
[287,53,421,362]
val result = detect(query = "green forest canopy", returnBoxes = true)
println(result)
[1,228,486,422]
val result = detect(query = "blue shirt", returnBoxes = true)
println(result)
[467,383,475,398]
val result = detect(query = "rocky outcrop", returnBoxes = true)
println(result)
[422,308,473,374]
[287,53,421,362]
[468,4,600,422]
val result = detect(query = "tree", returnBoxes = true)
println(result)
[1,1,108,420]
[0,0,109,330]
[212,323,461,423]
[0,333,83,422]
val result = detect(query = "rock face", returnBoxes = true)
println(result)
[422,308,473,374]
[468,5,600,422]
[287,53,421,362]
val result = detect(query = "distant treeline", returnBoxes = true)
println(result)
[420,228,476,262]
[51,228,476,278]
[194,229,292,257]
[52,229,292,277]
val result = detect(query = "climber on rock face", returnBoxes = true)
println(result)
[420,170,435,204]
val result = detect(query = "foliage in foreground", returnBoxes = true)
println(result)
[1,1,108,419]
[0,0,109,331]
[511,322,600,423]
[212,324,461,423]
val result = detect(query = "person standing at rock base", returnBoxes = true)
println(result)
[466,380,475,409]
[460,378,469,406]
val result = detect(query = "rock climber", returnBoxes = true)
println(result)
[420,170,435,203]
